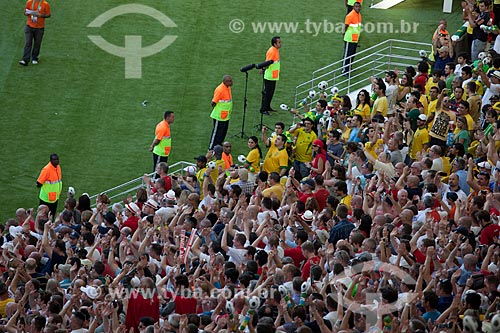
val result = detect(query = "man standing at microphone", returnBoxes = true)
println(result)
[342,1,362,75]
[260,36,282,116]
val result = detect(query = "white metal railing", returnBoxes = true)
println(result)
[89,161,195,207]
[294,39,432,109]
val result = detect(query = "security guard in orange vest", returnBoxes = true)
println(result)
[150,110,175,172]
[342,1,362,75]
[260,36,282,115]
[36,153,62,216]
[209,75,233,149]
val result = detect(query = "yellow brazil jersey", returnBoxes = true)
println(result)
[427,99,438,117]
[294,128,317,162]
[419,95,429,115]
[262,146,289,174]
[246,148,261,173]
[353,103,371,122]
[340,194,352,210]
[364,139,384,159]
[210,159,226,181]
[409,127,430,160]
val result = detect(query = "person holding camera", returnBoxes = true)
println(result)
[289,118,317,180]
[19,0,51,66]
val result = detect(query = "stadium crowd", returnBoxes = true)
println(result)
[6,1,500,333]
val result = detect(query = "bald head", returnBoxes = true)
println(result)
[247,205,260,219]
[15,208,27,222]
[24,245,37,258]
[222,75,233,87]
[458,216,472,229]
[351,195,363,209]
[463,253,476,263]
[373,215,387,226]
[25,258,37,271]
[400,209,414,224]
[407,175,419,188]
[29,252,41,263]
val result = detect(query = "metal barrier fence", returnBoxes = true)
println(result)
[294,39,432,109]
[89,161,195,207]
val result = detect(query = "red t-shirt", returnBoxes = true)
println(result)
[480,223,500,245]
[414,74,428,94]
[413,248,436,271]
[314,189,330,211]
[301,256,320,280]
[103,263,116,278]
[298,192,314,204]
[174,296,199,315]
[121,216,139,234]
[284,246,306,268]
[125,291,160,331]
[152,175,172,193]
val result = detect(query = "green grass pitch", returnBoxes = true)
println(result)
[1,0,463,219]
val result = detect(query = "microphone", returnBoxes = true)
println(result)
[240,63,256,72]
[255,60,274,69]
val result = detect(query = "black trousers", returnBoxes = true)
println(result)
[152,154,169,173]
[260,79,277,112]
[40,199,58,217]
[342,41,358,73]
[23,25,45,62]
[209,119,229,149]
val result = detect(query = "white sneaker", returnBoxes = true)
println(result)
[19,60,28,66]
[32,60,38,65]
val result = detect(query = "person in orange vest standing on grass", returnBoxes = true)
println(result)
[19,0,51,66]
[260,36,282,115]
[342,1,362,75]
[36,153,62,217]
[209,75,233,149]
[150,111,175,172]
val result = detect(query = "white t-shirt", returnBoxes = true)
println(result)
[84,246,101,262]
[431,157,443,171]
[482,83,500,106]
[257,210,278,225]
[227,247,247,266]
[386,84,398,110]
[454,63,465,77]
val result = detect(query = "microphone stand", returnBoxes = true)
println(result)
[234,71,250,139]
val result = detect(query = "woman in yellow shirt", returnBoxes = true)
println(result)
[352,89,371,124]
[244,136,262,175]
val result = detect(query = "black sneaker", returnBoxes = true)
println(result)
[19,60,28,66]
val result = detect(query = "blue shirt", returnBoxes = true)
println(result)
[455,169,470,196]
[329,219,355,245]
[437,295,453,313]
[457,264,475,286]
[423,309,441,324]
[348,127,362,143]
